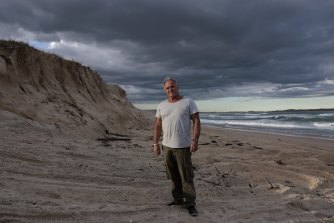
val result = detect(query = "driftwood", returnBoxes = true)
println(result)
[97,134,131,142]
[98,137,131,142]
[215,166,221,175]
[265,177,279,189]
[198,178,223,186]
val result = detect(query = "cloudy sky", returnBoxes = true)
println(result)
[1,0,334,111]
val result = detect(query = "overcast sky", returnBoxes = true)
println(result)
[1,0,334,111]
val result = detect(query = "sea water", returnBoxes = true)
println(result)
[200,110,334,140]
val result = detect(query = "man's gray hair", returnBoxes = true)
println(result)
[163,76,177,86]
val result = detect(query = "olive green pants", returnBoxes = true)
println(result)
[162,146,196,207]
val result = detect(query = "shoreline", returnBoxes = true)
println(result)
[200,109,334,142]
[202,124,334,142]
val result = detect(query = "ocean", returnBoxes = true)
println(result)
[200,109,334,140]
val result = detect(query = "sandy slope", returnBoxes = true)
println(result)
[1,110,334,223]
[0,41,143,139]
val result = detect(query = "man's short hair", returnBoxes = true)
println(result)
[163,76,177,86]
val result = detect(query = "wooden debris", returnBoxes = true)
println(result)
[265,177,279,190]
[215,166,221,175]
[276,160,286,165]
[198,178,223,186]
[97,135,131,142]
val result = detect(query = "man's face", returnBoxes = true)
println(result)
[163,80,179,98]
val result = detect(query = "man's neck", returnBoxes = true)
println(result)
[168,95,183,103]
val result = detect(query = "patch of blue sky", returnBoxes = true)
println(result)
[29,40,51,50]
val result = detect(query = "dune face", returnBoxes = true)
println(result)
[0,40,143,138]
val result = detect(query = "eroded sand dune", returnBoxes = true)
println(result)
[0,40,144,139]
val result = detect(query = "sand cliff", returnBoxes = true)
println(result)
[0,40,145,138]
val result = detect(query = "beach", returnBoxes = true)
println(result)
[2,2,334,222]
[1,110,334,223]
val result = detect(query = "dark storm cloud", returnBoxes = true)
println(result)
[1,0,334,102]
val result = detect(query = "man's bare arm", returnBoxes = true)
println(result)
[153,117,162,155]
[190,112,201,152]
[154,117,162,144]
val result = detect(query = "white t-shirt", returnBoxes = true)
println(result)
[155,97,199,148]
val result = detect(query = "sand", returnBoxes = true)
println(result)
[1,110,334,223]
[0,41,143,139]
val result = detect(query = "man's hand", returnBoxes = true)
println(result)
[190,141,198,153]
[152,144,161,156]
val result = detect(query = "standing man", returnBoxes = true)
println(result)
[153,76,201,217]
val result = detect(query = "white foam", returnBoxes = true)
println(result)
[201,119,300,129]
[318,113,334,117]
[313,122,334,130]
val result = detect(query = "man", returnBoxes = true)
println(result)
[153,76,201,217]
